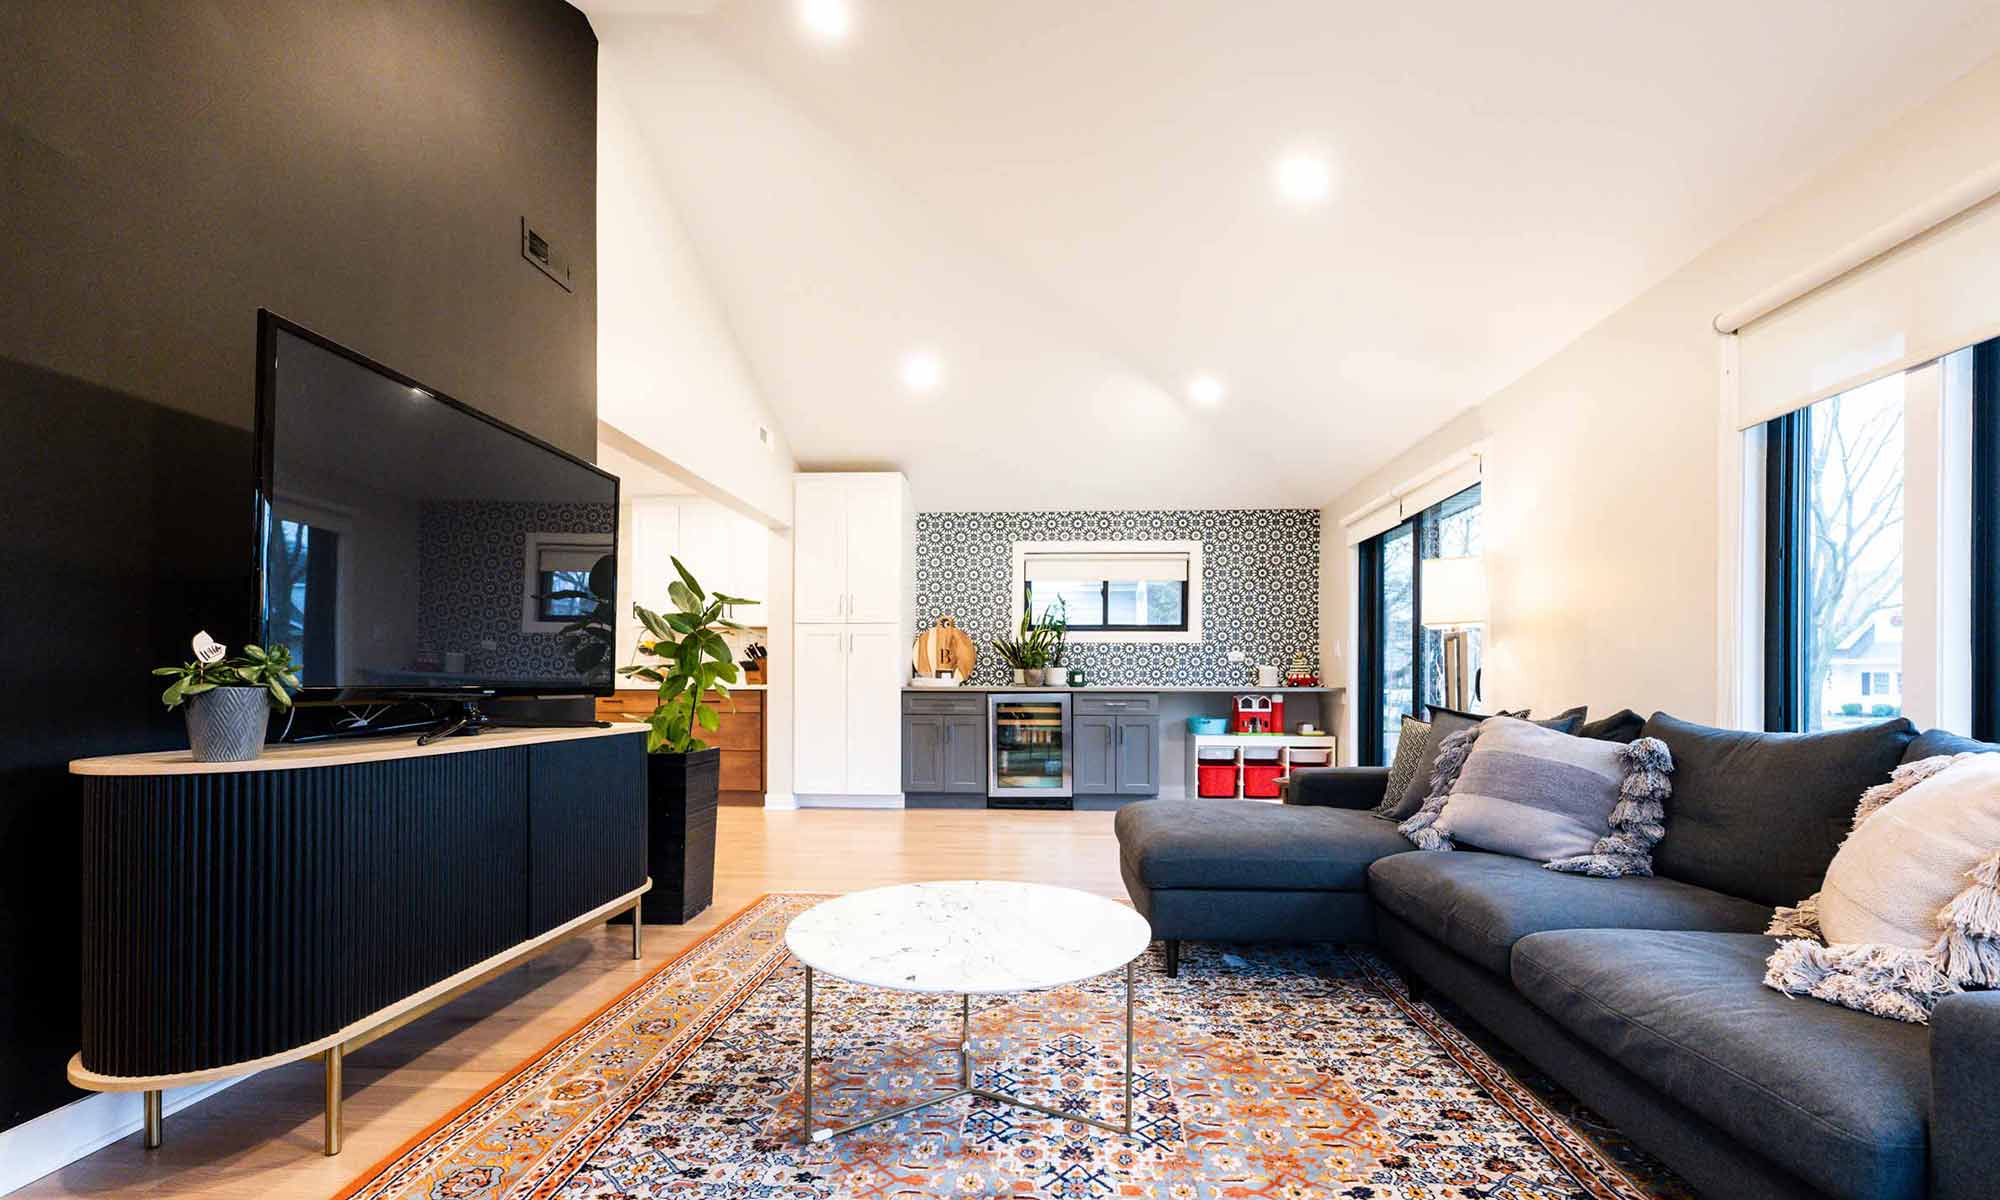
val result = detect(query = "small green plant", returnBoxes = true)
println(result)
[153,640,299,709]
[995,603,1066,671]
[619,556,754,754]
[1039,601,1068,667]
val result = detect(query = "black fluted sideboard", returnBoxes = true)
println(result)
[68,725,650,1155]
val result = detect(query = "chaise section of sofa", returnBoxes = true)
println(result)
[1114,788,1407,974]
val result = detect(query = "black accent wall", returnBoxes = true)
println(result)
[0,1,597,1131]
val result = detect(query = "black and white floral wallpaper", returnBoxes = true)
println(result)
[417,500,614,682]
[914,510,1320,686]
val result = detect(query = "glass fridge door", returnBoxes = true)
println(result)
[989,695,1071,797]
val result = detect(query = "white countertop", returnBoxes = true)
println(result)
[784,881,1152,995]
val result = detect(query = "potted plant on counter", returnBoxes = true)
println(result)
[1038,602,1069,686]
[619,556,753,923]
[995,605,1069,686]
[154,632,299,762]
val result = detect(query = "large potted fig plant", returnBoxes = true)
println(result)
[619,557,753,923]
[153,632,299,762]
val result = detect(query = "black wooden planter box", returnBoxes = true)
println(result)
[644,747,719,924]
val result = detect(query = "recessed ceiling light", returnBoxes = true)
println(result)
[1273,153,1333,205]
[1188,375,1226,407]
[901,351,943,394]
[798,0,852,42]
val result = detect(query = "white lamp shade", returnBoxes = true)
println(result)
[1422,556,1488,628]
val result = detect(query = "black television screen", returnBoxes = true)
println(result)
[254,312,617,699]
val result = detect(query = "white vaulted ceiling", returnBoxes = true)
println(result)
[577,1,2000,510]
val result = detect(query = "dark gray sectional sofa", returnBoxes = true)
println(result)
[1113,714,2000,1200]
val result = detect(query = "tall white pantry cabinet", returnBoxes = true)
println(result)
[791,473,914,805]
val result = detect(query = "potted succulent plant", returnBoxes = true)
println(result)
[995,605,1067,686]
[619,557,753,923]
[154,632,299,762]
[1038,603,1069,686]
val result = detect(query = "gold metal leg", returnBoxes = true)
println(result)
[142,1090,162,1150]
[631,897,643,960]
[323,1044,343,1156]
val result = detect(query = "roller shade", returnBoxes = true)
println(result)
[1733,189,2000,430]
[1022,553,1189,582]
[1398,457,1483,517]
[1342,451,1483,545]
[536,543,606,573]
[1343,500,1402,545]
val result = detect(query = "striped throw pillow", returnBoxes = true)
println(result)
[1399,715,1674,876]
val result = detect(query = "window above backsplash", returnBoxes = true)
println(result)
[1013,541,1202,644]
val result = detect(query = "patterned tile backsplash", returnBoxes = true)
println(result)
[914,510,1320,686]
[418,500,614,682]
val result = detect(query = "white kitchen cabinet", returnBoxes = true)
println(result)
[621,498,770,648]
[794,474,912,624]
[793,626,850,794]
[791,473,914,804]
[844,625,906,793]
[793,476,847,624]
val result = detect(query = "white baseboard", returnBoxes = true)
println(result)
[794,793,905,809]
[763,791,797,809]
[0,1078,241,1196]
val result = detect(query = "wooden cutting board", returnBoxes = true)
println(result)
[912,616,977,679]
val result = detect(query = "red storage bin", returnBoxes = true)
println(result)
[1242,763,1285,798]
[1198,762,1239,798]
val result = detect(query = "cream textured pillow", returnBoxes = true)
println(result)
[1766,753,2000,1022]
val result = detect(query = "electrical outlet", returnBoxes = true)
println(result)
[1226,649,1245,664]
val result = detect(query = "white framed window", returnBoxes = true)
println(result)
[1008,540,1203,644]
[522,531,612,634]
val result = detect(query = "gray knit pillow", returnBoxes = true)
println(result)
[1398,716,1674,877]
[1375,718,1433,820]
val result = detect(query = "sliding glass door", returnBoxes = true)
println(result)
[1358,484,1483,765]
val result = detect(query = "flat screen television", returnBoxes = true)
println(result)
[253,311,618,702]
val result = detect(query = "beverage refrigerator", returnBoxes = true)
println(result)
[987,692,1072,806]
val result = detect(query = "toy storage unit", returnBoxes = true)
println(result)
[1186,733,1338,802]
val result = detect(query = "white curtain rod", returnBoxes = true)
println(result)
[1713,159,2000,335]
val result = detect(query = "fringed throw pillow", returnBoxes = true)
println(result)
[1396,716,1674,877]
[1765,753,2000,1023]
[1374,717,1434,820]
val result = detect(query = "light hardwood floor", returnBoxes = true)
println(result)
[16,807,1124,1200]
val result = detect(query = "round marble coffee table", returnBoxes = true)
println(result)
[784,880,1153,1144]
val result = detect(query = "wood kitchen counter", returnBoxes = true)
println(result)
[596,688,765,806]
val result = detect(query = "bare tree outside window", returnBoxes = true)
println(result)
[1803,376,1904,730]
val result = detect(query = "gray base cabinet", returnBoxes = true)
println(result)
[1075,694,1159,798]
[902,693,987,800]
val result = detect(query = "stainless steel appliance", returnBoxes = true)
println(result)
[988,692,1072,804]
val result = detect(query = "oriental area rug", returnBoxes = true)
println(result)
[340,893,1681,1200]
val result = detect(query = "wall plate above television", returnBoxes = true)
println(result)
[521,216,573,291]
